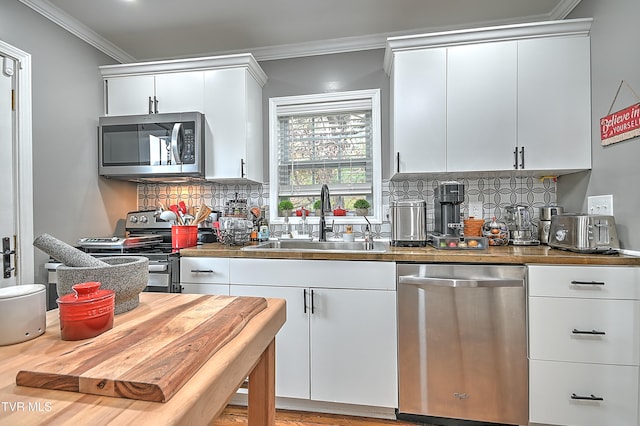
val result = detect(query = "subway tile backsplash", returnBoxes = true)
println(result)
[138,176,556,240]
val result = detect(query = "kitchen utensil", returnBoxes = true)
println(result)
[178,201,187,215]
[57,281,115,341]
[16,295,268,402]
[33,234,109,267]
[193,204,213,226]
[0,284,46,346]
[333,208,347,216]
[159,210,177,224]
[56,256,149,315]
[169,205,184,225]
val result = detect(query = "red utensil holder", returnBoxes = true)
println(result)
[172,225,198,249]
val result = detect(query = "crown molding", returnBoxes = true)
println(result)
[550,0,584,20]
[20,0,583,64]
[383,17,592,73]
[18,0,135,63]
[99,53,267,86]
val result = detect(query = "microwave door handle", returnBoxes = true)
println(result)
[171,122,184,165]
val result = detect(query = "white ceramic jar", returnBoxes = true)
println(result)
[0,284,46,346]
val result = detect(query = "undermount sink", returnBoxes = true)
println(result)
[240,239,388,253]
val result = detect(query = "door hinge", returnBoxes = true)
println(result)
[11,89,15,111]
[3,236,17,279]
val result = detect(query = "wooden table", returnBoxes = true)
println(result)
[0,293,286,425]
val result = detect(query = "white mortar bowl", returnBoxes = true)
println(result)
[56,256,149,315]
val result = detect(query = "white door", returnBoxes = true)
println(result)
[310,288,398,408]
[105,75,155,115]
[446,41,518,172]
[0,55,16,288]
[230,284,311,399]
[0,41,35,288]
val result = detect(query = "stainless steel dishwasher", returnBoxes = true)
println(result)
[397,264,528,426]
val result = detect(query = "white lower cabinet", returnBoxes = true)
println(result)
[528,265,640,426]
[180,257,229,295]
[530,360,639,426]
[230,284,310,399]
[229,258,398,409]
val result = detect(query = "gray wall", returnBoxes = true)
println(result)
[259,50,391,178]
[563,0,640,250]
[0,1,138,285]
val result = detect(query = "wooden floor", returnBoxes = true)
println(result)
[212,405,425,426]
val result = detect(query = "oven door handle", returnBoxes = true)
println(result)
[399,276,523,288]
[148,264,168,272]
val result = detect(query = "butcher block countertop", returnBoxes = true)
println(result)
[180,242,640,266]
[0,293,286,426]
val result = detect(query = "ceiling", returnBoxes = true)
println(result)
[20,0,582,63]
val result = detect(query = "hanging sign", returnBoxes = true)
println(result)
[601,80,640,146]
[600,103,640,146]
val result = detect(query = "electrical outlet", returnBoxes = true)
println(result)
[468,202,484,219]
[587,195,614,215]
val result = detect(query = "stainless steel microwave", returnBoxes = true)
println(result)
[98,112,205,181]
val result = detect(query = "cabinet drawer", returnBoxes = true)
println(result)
[528,265,640,299]
[180,258,229,284]
[529,297,640,365]
[230,259,395,290]
[530,360,639,426]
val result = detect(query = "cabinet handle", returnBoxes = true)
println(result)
[570,280,605,286]
[396,152,400,173]
[311,289,315,314]
[148,96,153,115]
[154,96,159,114]
[240,159,246,179]
[519,146,525,169]
[303,289,307,314]
[191,269,214,273]
[513,148,518,169]
[572,328,606,335]
[571,393,604,401]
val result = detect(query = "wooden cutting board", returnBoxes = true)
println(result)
[16,294,267,403]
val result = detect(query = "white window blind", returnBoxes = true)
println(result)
[269,89,381,221]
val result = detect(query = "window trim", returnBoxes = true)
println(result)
[269,89,382,225]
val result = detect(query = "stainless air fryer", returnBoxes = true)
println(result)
[391,200,427,247]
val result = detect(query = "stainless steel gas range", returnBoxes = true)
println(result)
[46,210,186,310]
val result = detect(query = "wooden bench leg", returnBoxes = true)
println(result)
[248,338,275,426]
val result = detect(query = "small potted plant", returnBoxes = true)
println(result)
[313,200,322,216]
[354,199,370,216]
[278,200,294,217]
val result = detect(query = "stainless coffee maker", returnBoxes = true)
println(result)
[433,182,465,235]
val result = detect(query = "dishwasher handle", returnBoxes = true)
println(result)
[399,275,524,288]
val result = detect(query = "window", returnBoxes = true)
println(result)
[269,89,381,222]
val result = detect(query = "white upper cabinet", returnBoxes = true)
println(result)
[100,54,267,183]
[204,68,263,182]
[384,18,593,178]
[517,36,592,172]
[105,71,204,115]
[390,49,446,174]
[446,41,517,172]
